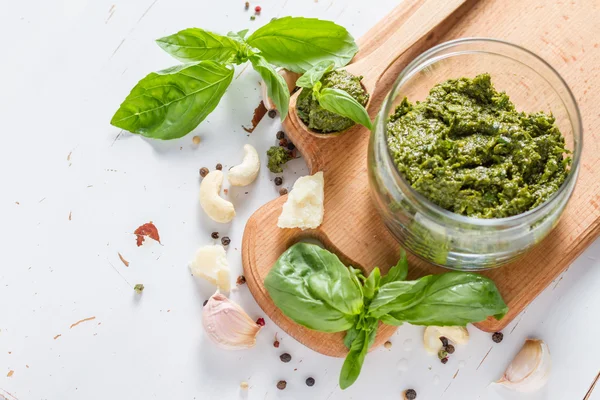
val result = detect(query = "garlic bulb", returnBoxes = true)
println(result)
[496,339,551,392]
[261,69,300,110]
[202,292,262,350]
[423,326,469,354]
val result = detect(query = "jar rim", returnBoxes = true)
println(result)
[378,37,583,227]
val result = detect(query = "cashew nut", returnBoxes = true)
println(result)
[200,170,236,223]
[227,144,260,187]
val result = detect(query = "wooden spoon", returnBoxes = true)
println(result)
[243,0,470,357]
[284,0,467,139]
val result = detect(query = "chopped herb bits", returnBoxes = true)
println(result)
[134,284,144,293]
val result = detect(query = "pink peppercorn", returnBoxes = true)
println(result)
[256,317,265,326]
[254,5,261,12]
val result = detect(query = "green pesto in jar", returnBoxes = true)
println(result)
[297,70,369,133]
[387,73,570,219]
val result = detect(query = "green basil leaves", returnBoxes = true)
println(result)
[264,244,508,389]
[316,88,373,130]
[110,62,233,140]
[246,17,358,73]
[296,60,335,89]
[264,243,364,333]
[111,17,359,140]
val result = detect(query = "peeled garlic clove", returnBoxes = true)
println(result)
[423,326,469,354]
[202,292,262,350]
[496,339,551,393]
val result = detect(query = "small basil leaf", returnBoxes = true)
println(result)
[296,60,335,89]
[317,88,372,129]
[374,272,508,326]
[343,325,360,349]
[156,28,249,63]
[110,61,233,140]
[246,16,358,73]
[379,314,404,326]
[228,29,249,41]
[339,327,377,389]
[380,250,408,285]
[368,278,434,318]
[249,55,290,119]
[363,267,381,302]
[264,243,364,333]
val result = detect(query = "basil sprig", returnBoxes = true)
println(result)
[265,243,508,389]
[296,61,372,130]
[111,17,358,140]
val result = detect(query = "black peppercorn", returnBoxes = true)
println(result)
[274,177,283,186]
[244,1,249,10]
[276,380,287,390]
[199,167,209,177]
[236,275,246,285]
[287,142,295,151]
[276,131,285,140]
[404,389,417,399]
[211,232,219,239]
[440,336,449,347]
[441,357,448,364]
[305,377,315,387]
[279,138,288,147]
[221,236,231,246]
[280,353,292,363]
[492,332,504,343]
[445,344,455,354]
[268,109,277,119]
[203,300,208,306]
[215,163,223,170]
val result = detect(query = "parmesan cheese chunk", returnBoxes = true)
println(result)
[277,171,324,230]
[190,245,231,292]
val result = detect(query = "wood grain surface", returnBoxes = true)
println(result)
[242,0,600,357]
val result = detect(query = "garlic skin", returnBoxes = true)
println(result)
[423,326,469,354]
[497,339,551,393]
[202,292,262,350]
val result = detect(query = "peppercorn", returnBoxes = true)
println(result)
[287,142,295,151]
[404,389,417,399]
[280,353,292,363]
[221,236,231,246]
[240,381,249,389]
[268,109,277,118]
[276,131,285,140]
[211,232,219,239]
[273,340,280,348]
[492,332,504,343]
[384,341,392,349]
[305,377,315,387]
[276,380,286,390]
[192,136,201,145]
[203,300,208,306]
[438,349,448,360]
[445,344,455,354]
[279,138,288,147]
[199,167,209,177]
[216,163,223,170]
[236,275,246,285]
[244,1,249,10]
[274,177,283,186]
[250,15,256,20]
[440,336,449,347]
[256,317,265,326]
[279,188,288,196]
[255,5,261,12]
[441,357,448,364]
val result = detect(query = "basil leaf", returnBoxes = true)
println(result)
[343,325,360,349]
[317,88,372,129]
[110,61,233,140]
[362,267,380,302]
[380,250,408,285]
[228,29,249,41]
[246,16,358,73]
[296,60,335,89]
[156,28,251,64]
[249,55,290,119]
[264,243,364,333]
[368,278,434,318]
[339,326,377,389]
[371,272,508,326]
[379,313,404,326]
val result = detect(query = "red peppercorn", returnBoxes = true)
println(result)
[255,5,261,12]
[256,317,265,326]
[274,340,280,348]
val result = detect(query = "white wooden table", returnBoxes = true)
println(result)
[1,1,599,399]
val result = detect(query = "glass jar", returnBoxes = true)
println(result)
[368,38,582,270]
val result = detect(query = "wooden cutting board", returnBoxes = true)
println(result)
[242,0,600,357]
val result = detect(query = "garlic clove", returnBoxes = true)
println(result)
[190,245,231,292]
[261,69,300,110]
[202,292,262,350]
[496,339,551,393]
[423,326,469,354]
